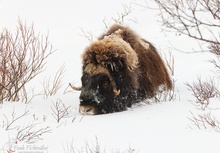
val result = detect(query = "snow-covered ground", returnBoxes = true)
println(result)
[1,0,220,153]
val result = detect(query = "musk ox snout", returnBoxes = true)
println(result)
[79,105,97,115]
[79,90,99,115]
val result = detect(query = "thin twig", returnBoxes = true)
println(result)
[4,107,30,130]
[51,99,71,123]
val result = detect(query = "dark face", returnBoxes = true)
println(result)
[79,73,115,114]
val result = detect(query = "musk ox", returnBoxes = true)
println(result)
[71,24,172,115]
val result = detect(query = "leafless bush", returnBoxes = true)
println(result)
[210,43,220,75]
[51,99,71,123]
[153,51,177,102]
[83,137,102,153]
[154,81,178,102]
[152,0,220,100]
[103,4,137,30]
[80,4,136,44]
[63,137,137,153]
[210,43,220,56]
[43,65,65,99]
[112,4,137,25]
[186,77,219,110]
[24,87,44,104]
[0,19,54,103]
[188,111,220,132]
[153,0,220,46]
[79,28,94,43]
[63,137,103,153]
[164,51,174,76]
[16,123,52,143]
[3,107,30,130]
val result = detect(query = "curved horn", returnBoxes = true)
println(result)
[69,83,81,91]
[113,89,120,96]
[109,78,120,96]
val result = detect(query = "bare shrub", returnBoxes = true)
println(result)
[164,51,174,76]
[79,28,94,43]
[188,111,220,132]
[62,137,137,153]
[83,137,102,153]
[153,0,220,46]
[62,137,103,153]
[152,0,220,76]
[153,51,177,102]
[112,4,137,25]
[51,99,71,123]
[154,81,177,102]
[80,4,137,44]
[16,123,52,143]
[103,4,137,30]
[210,43,220,75]
[25,87,44,104]
[43,64,65,99]
[186,77,219,110]
[3,107,30,130]
[210,43,220,56]
[0,19,54,103]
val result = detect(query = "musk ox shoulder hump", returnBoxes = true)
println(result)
[82,27,139,71]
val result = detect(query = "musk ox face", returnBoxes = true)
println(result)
[79,63,120,115]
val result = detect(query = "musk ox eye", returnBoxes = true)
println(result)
[101,81,110,88]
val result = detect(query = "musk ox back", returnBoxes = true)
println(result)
[72,24,172,115]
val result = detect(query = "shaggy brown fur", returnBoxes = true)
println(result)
[79,24,172,114]
[82,24,172,97]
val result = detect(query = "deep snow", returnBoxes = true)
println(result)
[0,0,220,153]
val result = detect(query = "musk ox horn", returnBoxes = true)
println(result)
[114,89,120,96]
[110,78,120,96]
[69,83,81,91]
